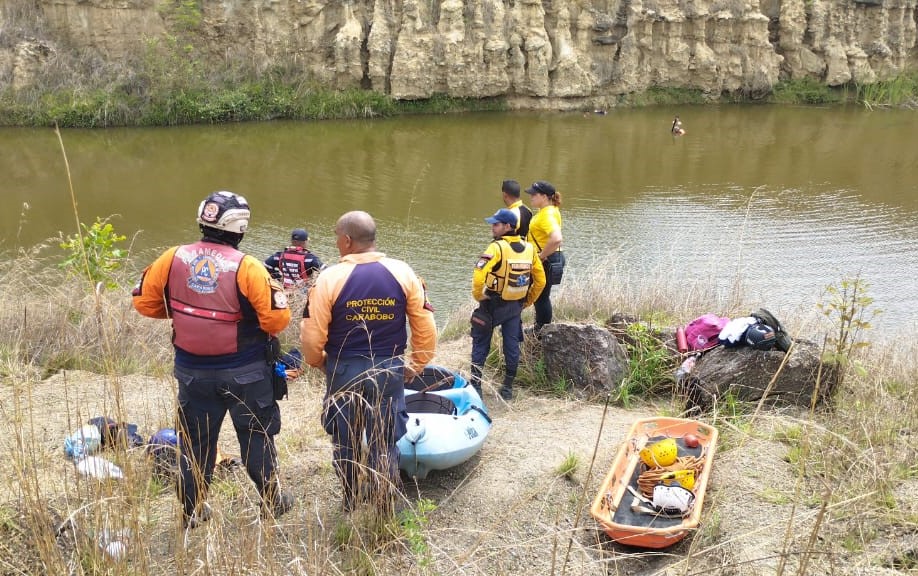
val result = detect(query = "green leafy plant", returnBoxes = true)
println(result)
[555,451,579,480]
[397,498,437,569]
[616,322,672,407]
[769,78,843,105]
[59,217,127,290]
[856,73,918,109]
[157,0,203,31]
[817,275,881,392]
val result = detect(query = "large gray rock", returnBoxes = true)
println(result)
[683,339,837,411]
[539,322,628,399]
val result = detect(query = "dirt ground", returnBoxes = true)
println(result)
[0,336,914,575]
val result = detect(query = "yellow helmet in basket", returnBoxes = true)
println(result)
[640,438,678,467]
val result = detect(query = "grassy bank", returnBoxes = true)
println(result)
[0,77,509,128]
[1,236,916,574]
[4,71,918,129]
[0,2,507,128]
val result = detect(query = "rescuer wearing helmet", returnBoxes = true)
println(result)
[132,191,293,528]
[470,208,546,400]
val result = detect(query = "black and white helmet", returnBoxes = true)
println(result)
[745,322,777,350]
[197,191,250,234]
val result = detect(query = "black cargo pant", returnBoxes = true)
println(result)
[174,359,281,519]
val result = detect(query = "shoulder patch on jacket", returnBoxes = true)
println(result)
[475,254,493,270]
[269,278,288,309]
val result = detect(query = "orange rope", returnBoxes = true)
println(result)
[637,455,705,497]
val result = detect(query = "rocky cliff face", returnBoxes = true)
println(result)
[3,0,917,106]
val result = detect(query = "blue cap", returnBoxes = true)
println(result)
[485,208,518,227]
[291,228,308,241]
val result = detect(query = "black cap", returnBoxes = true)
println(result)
[501,179,521,197]
[291,228,308,241]
[525,180,556,196]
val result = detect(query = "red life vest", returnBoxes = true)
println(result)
[167,241,244,355]
[278,247,308,287]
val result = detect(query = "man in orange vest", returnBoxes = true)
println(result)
[132,191,293,528]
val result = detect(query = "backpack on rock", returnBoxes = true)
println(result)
[683,314,730,352]
[750,308,793,352]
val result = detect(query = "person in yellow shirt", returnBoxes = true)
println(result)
[471,208,546,400]
[501,179,532,238]
[132,191,293,527]
[300,210,437,513]
[525,180,565,336]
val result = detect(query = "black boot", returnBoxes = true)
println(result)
[499,375,514,401]
[470,365,484,397]
[261,479,294,519]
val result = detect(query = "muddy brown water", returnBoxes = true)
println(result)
[2,106,916,332]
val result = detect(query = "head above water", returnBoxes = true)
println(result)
[334,210,377,255]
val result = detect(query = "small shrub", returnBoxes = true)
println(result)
[555,451,579,480]
[59,217,127,290]
[397,498,437,569]
[770,78,842,105]
[817,275,881,393]
[616,322,673,406]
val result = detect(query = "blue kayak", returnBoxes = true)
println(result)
[398,366,492,479]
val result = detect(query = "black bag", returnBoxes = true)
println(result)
[470,306,493,333]
[546,252,566,286]
[750,308,792,352]
[266,337,288,400]
[272,363,288,400]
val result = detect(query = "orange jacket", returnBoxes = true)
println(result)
[133,244,291,339]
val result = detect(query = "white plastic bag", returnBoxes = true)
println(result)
[64,424,102,460]
[76,456,124,480]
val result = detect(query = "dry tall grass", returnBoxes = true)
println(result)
[1,244,916,575]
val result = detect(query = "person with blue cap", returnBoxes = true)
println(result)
[470,208,546,400]
[264,228,325,289]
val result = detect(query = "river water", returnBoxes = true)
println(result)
[2,106,916,335]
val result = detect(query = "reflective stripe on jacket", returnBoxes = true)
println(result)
[278,248,308,286]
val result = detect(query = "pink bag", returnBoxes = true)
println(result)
[683,314,729,351]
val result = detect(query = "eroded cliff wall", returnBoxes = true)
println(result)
[4,0,917,106]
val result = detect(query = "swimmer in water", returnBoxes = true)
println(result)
[671,116,685,136]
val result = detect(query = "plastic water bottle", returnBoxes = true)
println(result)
[675,355,697,382]
[64,424,102,460]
